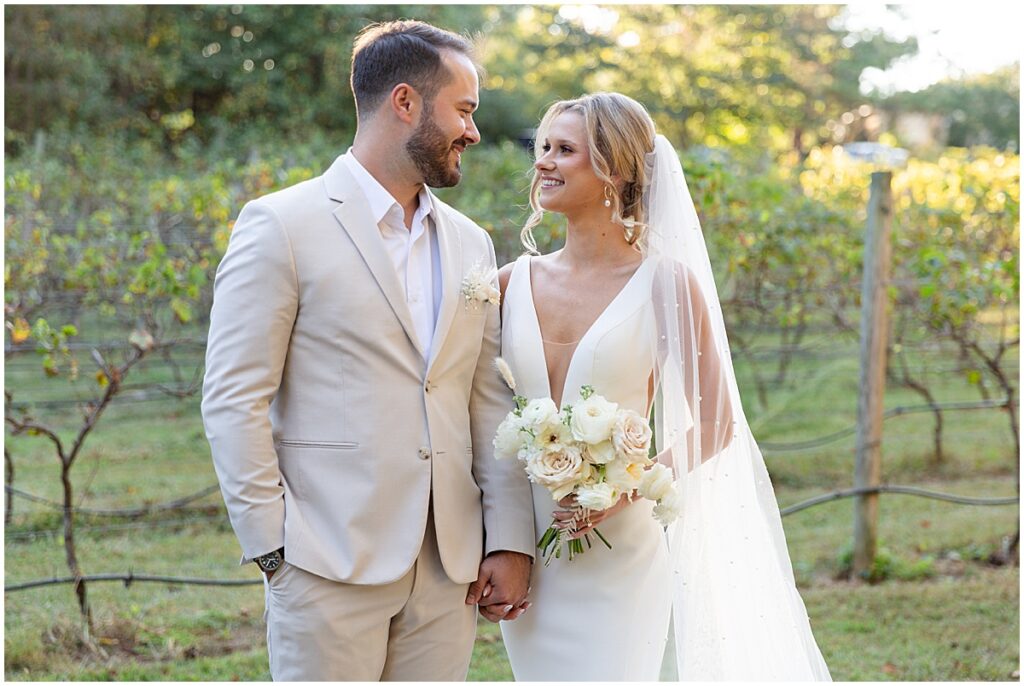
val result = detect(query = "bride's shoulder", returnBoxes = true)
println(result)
[648,255,708,301]
[648,255,691,282]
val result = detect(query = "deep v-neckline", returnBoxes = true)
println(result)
[525,257,647,408]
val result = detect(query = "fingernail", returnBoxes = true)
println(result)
[504,604,513,613]
[482,587,491,598]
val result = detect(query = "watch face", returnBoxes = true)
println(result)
[258,551,282,572]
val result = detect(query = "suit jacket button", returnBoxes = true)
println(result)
[418,447,431,460]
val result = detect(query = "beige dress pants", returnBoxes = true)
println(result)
[263,507,477,681]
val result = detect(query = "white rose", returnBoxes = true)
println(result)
[521,397,560,429]
[526,444,587,501]
[570,394,619,444]
[612,410,653,463]
[638,463,675,501]
[582,439,617,465]
[576,482,619,512]
[605,458,645,494]
[493,413,526,460]
[652,486,683,526]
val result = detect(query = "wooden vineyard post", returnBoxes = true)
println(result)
[853,171,894,579]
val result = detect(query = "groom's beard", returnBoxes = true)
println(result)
[406,108,465,188]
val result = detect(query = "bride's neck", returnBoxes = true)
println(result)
[560,212,639,269]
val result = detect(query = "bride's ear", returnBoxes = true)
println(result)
[608,173,625,194]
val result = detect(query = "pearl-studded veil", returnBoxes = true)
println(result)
[643,134,831,680]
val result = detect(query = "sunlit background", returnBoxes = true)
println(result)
[4,4,1020,682]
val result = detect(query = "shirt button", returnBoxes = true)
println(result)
[418,447,431,460]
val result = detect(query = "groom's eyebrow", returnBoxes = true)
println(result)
[457,98,478,111]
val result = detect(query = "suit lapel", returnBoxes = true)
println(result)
[325,157,426,360]
[427,202,462,373]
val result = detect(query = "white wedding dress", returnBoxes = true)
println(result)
[499,255,673,681]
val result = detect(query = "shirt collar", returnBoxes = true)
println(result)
[342,149,434,227]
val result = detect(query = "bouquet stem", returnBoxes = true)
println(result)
[537,519,612,566]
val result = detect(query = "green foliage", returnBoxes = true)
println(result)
[4,5,491,151]
[836,540,937,583]
[478,5,919,152]
[884,64,1020,151]
[28,318,78,380]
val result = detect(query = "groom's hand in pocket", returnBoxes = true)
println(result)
[466,550,532,622]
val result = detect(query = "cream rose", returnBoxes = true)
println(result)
[582,439,617,465]
[612,409,653,463]
[638,463,675,501]
[576,482,619,511]
[526,444,587,501]
[570,394,619,444]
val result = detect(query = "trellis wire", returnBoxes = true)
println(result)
[758,397,1012,453]
[5,483,1016,593]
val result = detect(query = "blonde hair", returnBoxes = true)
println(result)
[521,92,657,254]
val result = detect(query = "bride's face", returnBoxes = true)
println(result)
[534,111,606,216]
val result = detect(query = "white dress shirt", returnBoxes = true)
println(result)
[342,151,442,360]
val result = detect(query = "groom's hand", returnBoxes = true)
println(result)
[466,550,532,622]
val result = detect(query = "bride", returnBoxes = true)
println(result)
[495,93,831,681]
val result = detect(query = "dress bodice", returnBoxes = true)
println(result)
[499,255,672,682]
[501,255,657,414]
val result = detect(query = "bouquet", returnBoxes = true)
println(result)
[492,358,681,564]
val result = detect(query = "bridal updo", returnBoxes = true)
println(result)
[521,92,657,254]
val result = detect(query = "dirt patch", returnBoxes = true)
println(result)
[40,614,265,666]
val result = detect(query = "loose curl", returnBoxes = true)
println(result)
[521,93,657,255]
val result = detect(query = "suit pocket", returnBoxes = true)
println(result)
[267,560,292,591]
[277,439,359,450]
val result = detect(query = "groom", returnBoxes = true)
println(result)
[202,20,535,681]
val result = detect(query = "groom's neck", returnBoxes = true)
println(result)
[351,134,423,217]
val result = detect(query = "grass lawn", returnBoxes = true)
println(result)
[4,326,1018,680]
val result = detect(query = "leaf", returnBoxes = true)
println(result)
[170,298,192,324]
[96,370,109,388]
[9,317,31,344]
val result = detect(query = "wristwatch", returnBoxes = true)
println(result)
[255,548,285,574]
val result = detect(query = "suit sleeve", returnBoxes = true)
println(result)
[201,200,299,563]
[469,233,536,558]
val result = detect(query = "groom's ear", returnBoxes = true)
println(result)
[388,83,421,125]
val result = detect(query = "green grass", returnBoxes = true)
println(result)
[4,325,1018,681]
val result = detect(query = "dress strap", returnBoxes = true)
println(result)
[505,254,532,300]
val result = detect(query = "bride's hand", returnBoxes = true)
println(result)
[552,492,633,539]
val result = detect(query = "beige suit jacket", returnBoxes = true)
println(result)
[201,155,535,585]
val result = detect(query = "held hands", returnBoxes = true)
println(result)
[465,550,533,623]
[553,492,633,539]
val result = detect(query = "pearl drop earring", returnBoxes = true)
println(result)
[603,186,613,208]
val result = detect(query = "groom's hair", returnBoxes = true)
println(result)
[351,20,476,121]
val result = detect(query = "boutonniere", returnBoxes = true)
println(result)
[461,259,500,309]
